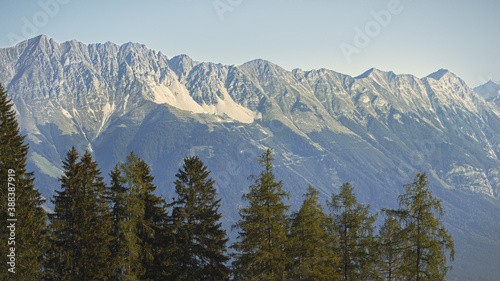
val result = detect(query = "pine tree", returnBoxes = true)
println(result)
[328,182,378,281]
[167,156,230,280]
[111,152,168,280]
[107,165,128,280]
[0,83,48,280]
[377,216,404,281]
[385,173,454,280]
[45,148,113,280]
[231,148,290,280]
[288,185,341,281]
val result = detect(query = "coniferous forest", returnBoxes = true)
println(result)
[1,83,454,280]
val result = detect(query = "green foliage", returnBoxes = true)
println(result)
[328,182,378,281]
[288,185,341,281]
[45,148,113,280]
[0,83,48,280]
[107,165,129,280]
[231,148,291,280]
[109,151,169,280]
[377,216,405,281]
[167,156,230,280]
[384,173,455,280]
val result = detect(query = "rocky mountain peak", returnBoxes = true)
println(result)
[27,34,53,47]
[427,68,452,80]
[13,34,58,61]
[240,59,286,76]
[354,68,397,83]
[355,67,380,78]
[168,54,198,80]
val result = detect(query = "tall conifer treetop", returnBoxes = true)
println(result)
[168,156,230,280]
[384,173,455,280]
[329,182,378,281]
[289,185,341,280]
[0,83,47,280]
[114,151,167,280]
[231,148,291,280]
[46,147,113,280]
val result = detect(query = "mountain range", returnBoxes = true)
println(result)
[1,35,499,280]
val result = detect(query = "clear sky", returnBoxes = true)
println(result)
[1,0,499,87]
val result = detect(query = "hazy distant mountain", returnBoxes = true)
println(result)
[1,35,499,280]
[475,80,500,108]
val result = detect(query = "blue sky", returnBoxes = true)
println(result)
[1,0,499,87]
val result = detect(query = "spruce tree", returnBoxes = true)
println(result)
[288,185,341,281]
[385,173,454,280]
[46,148,113,280]
[231,148,290,280]
[0,83,47,280]
[44,147,79,280]
[328,182,378,281]
[77,151,114,278]
[167,156,230,280]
